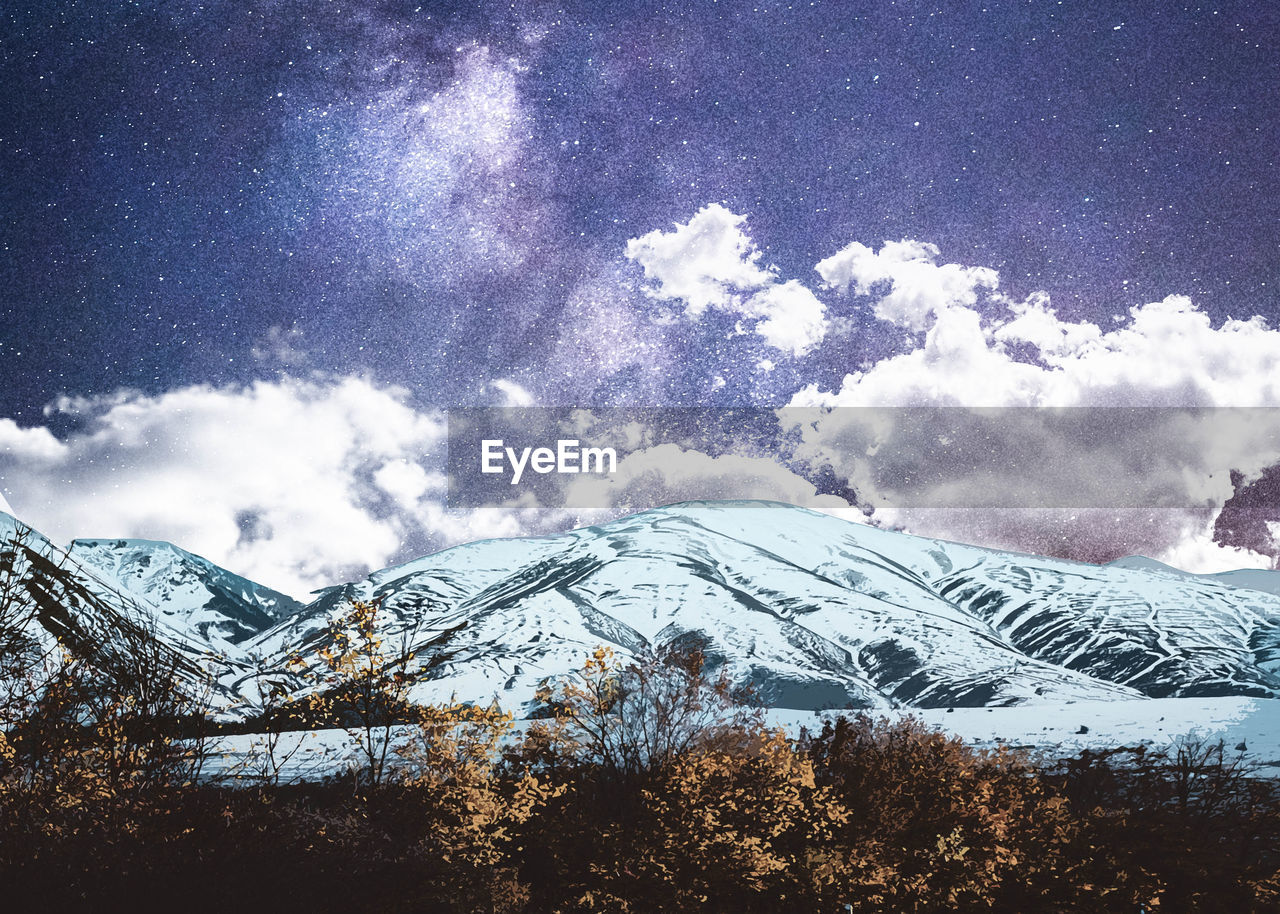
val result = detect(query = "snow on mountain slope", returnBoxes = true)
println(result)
[10,502,1280,720]
[69,538,302,653]
[933,557,1280,698]
[658,504,1279,698]
[0,512,246,709]
[1109,554,1280,599]
[228,533,580,704]
[671,502,1280,699]
[1214,568,1280,599]
[242,501,1280,715]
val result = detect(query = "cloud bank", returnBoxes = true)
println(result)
[0,376,545,597]
[788,236,1280,570]
[793,293,1280,408]
[4,208,1278,582]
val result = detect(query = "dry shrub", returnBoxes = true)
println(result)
[2,630,1278,913]
[389,701,563,912]
[804,713,1087,912]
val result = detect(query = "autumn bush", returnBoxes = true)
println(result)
[513,646,848,911]
[800,713,1090,911]
[1046,739,1280,911]
[2,621,1279,912]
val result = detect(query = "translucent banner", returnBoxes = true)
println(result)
[445,407,1280,512]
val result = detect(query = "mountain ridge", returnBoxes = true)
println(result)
[4,502,1279,717]
[68,536,303,652]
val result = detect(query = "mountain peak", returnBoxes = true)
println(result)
[242,500,1280,716]
[8,501,1280,720]
[68,537,303,650]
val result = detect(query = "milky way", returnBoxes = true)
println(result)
[2,1,1279,589]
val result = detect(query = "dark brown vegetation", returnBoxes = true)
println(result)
[2,589,1279,911]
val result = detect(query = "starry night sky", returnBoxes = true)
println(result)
[3,0,1277,418]
[2,1,1280,588]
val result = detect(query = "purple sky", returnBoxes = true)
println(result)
[2,1,1278,592]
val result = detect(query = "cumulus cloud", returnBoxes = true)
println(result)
[625,204,773,315]
[625,204,828,355]
[373,459,442,511]
[0,376,553,597]
[816,238,999,330]
[737,280,829,356]
[0,418,66,463]
[787,240,1280,570]
[792,292,1280,408]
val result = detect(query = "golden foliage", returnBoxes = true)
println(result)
[2,628,1279,912]
[600,727,850,910]
[312,597,419,787]
[397,701,564,871]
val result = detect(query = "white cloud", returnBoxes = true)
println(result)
[792,293,1280,408]
[373,459,441,510]
[990,294,1280,407]
[1156,518,1274,574]
[816,238,999,330]
[0,418,67,462]
[490,378,536,406]
[625,204,773,315]
[0,376,549,597]
[788,243,1280,570]
[739,280,828,356]
[625,204,829,355]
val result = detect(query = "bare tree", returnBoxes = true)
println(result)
[0,523,56,722]
[532,644,763,789]
[240,651,310,786]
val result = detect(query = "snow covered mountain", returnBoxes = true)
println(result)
[241,501,1280,714]
[69,538,302,653]
[6,502,1280,718]
[1108,554,1280,598]
[0,512,246,708]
